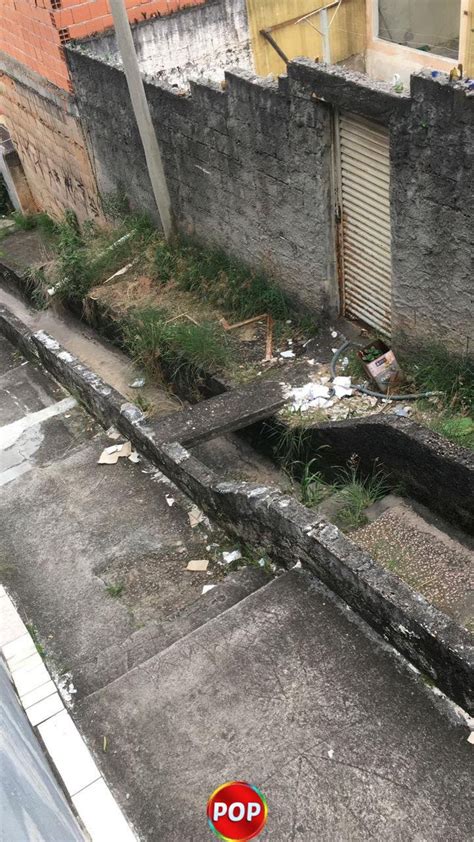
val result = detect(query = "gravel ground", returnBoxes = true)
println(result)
[353,505,473,630]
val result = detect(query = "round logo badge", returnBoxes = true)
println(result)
[207,781,268,841]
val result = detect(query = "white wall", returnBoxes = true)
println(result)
[79,0,253,88]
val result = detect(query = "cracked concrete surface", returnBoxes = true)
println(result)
[0,331,473,842]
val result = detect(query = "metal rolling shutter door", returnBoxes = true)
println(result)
[339,113,392,336]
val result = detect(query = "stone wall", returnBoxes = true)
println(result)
[67,48,473,348]
[67,49,337,315]
[0,56,102,221]
[77,0,252,88]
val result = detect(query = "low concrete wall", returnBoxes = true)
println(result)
[1,302,472,713]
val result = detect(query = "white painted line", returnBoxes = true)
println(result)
[0,396,77,450]
[38,710,101,797]
[73,778,137,842]
[25,691,64,727]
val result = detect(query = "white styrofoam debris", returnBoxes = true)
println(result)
[222,550,242,564]
[333,376,353,398]
[280,350,295,359]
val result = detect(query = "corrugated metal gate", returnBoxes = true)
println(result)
[336,113,392,336]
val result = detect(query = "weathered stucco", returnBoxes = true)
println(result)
[75,0,253,88]
[67,49,337,315]
[66,47,472,350]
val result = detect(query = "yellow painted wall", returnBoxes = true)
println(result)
[460,0,474,75]
[246,0,367,77]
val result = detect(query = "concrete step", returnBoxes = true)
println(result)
[76,567,270,697]
[356,495,473,630]
[76,568,473,841]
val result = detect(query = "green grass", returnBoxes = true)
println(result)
[26,623,46,658]
[333,460,391,531]
[52,210,156,308]
[122,306,231,379]
[293,452,391,530]
[402,343,473,412]
[106,582,124,597]
[426,413,474,450]
[154,238,290,322]
[293,458,330,508]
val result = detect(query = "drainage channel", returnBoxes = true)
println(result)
[0,296,472,714]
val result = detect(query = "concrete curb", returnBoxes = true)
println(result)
[0,585,139,842]
[0,302,472,713]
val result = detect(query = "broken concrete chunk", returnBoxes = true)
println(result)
[186,559,209,572]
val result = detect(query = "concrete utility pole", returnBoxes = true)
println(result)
[109,0,173,240]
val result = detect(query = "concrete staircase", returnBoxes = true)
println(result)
[76,568,473,842]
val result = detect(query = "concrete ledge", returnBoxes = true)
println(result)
[288,58,410,124]
[0,302,472,713]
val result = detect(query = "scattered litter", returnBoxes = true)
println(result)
[106,426,121,440]
[188,505,206,528]
[202,584,216,595]
[129,377,146,389]
[186,559,209,572]
[222,549,242,564]
[333,376,353,398]
[166,495,176,507]
[331,347,338,354]
[341,356,349,369]
[286,320,292,325]
[104,261,136,285]
[128,450,140,463]
[467,732,474,745]
[292,561,302,569]
[331,330,338,338]
[280,350,295,359]
[287,339,293,346]
[288,382,333,411]
[57,672,77,706]
[98,441,132,464]
[393,406,411,418]
[20,361,29,367]
[328,749,334,759]
[102,736,108,753]
[307,359,315,366]
[257,558,266,567]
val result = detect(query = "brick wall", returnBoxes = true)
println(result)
[0,0,206,92]
[0,58,102,220]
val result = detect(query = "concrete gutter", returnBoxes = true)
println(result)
[0,302,472,713]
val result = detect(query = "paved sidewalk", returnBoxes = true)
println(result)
[1,332,473,842]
